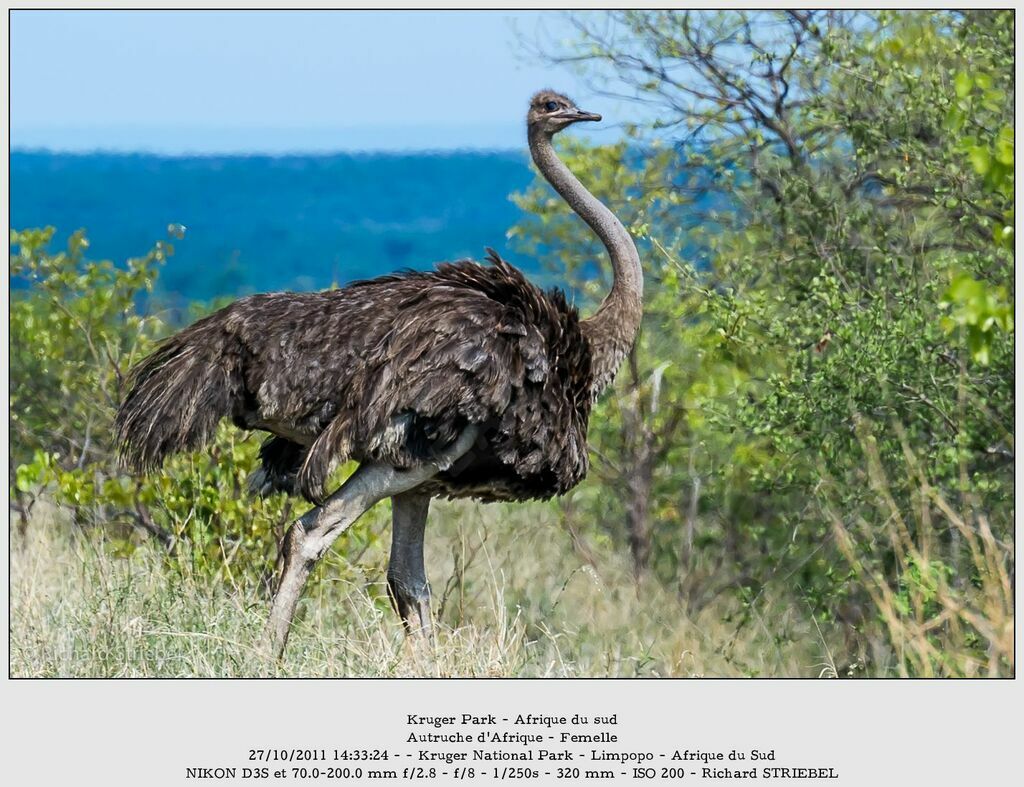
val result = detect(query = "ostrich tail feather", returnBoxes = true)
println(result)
[115,322,239,474]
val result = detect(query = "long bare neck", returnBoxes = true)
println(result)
[528,127,643,398]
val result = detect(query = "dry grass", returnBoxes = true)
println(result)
[10,500,830,678]
[822,421,1014,678]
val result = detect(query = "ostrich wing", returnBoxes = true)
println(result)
[294,252,593,503]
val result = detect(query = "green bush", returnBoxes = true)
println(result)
[10,227,375,588]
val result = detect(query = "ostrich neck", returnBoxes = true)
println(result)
[528,128,643,398]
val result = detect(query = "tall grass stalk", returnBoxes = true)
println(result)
[822,419,1013,678]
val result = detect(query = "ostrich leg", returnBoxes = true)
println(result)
[262,426,478,660]
[387,491,433,637]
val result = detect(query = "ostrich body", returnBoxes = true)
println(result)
[115,91,643,658]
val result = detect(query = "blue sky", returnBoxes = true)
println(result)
[11,10,628,153]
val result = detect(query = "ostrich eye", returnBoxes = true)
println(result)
[544,101,559,112]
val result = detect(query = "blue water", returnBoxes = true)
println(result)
[11,150,550,306]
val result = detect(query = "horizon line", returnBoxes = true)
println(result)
[10,121,623,157]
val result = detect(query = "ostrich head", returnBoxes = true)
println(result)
[527,90,601,136]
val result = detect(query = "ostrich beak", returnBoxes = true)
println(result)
[559,108,602,123]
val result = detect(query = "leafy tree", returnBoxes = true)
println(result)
[516,9,1013,673]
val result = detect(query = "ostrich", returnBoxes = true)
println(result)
[115,90,643,658]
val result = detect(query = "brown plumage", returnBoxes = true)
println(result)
[116,90,644,651]
[117,250,593,504]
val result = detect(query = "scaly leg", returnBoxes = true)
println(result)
[387,491,433,638]
[261,426,478,660]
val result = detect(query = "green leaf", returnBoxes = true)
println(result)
[954,71,973,98]
[995,127,1014,166]
[993,223,1014,250]
[967,145,992,175]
